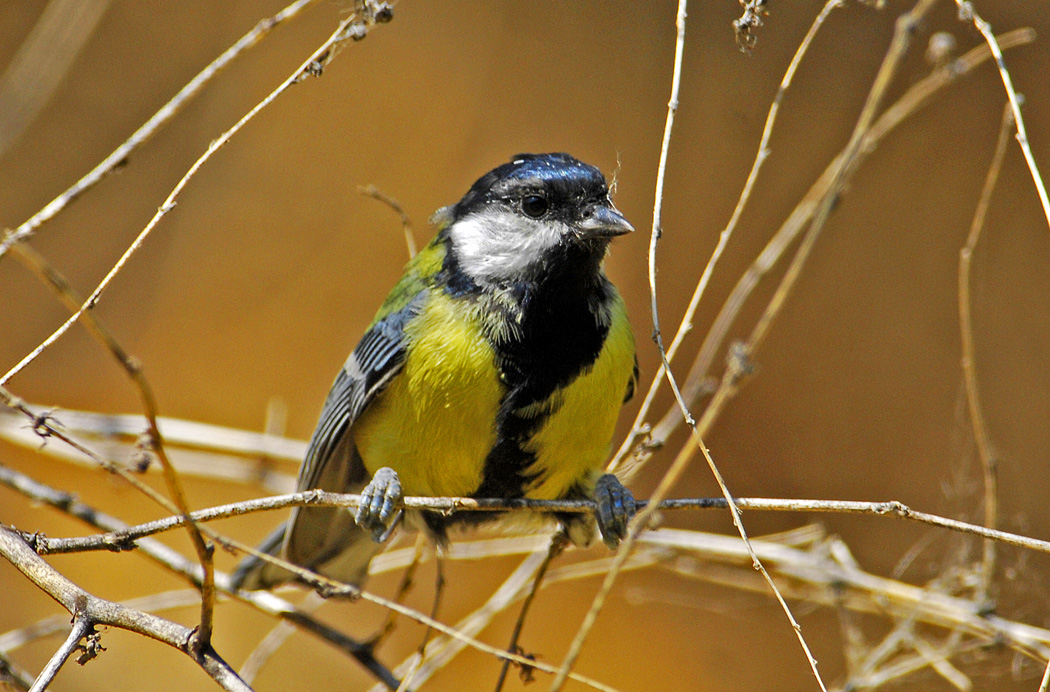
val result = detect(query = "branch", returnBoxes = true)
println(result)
[616,26,1037,480]
[4,459,1049,558]
[26,616,92,692]
[0,460,399,688]
[958,101,1015,603]
[0,461,610,691]
[954,1,1050,232]
[0,527,250,692]
[0,1,392,388]
[0,0,319,257]
[610,0,842,475]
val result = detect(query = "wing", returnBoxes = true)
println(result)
[295,305,418,493]
[283,291,427,570]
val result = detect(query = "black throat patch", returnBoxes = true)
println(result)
[474,241,613,502]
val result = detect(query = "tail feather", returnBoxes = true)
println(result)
[230,514,387,591]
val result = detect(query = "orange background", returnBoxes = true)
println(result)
[2,1,1049,690]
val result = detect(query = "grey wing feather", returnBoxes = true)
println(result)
[280,294,425,579]
[296,319,411,494]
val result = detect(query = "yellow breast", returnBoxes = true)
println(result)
[352,291,503,497]
[522,297,635,499]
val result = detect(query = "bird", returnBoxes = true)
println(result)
[232,152,638,591]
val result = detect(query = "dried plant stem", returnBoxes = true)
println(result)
[619,27,1035,478]
[958,102,1014,603]
[494,535,565,692]
[395,559,445,692]
[611,0,843,475]
[367,535,427,649]
[552,2,825,689]
[359,184,418,258]
[954,1,1050,232]
[0,0,318,258]
[644,0,693,425]
[2,3,394,654]
[8,241,217,652]
[368,550,550,692]
[0,2,390,388]
[7,474,1048,559]
[0,459,402,686]
[0,461,610,692]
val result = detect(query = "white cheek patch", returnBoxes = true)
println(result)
[448,210,568,284]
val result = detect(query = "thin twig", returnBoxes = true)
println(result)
[1,1,394,655]
[8,472,1050,559]
[26,615,91,692]
[0,0,319,258]
[0,459,401,687]
[365,550,553,692]
[359,184,417,258]
[8,239,217,653]
[0,461,606,691]
[366,535,427,650]
[0,1,391,388]
[395,558,446,692]
[617,27,1036,479]
[1039,657,1050,692]
[550,3,700,689]
[494,534,565,692]
[610,0,843,475]
[958,101,1014,603]
[954,1,1050,232]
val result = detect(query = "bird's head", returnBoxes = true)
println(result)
[437,153,633,287]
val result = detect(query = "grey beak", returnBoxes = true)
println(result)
[578,205,635,239]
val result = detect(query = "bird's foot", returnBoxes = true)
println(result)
[594,473,636,549]
[356,467,403,543]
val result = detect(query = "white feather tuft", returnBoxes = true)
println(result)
[447,209,567,284]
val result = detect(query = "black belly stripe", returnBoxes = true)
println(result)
[477,245,613,502]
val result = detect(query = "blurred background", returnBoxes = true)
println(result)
[1,1,1049,690]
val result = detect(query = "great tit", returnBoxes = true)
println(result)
[232,153,638,591]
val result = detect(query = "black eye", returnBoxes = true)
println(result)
[521,195,549,219]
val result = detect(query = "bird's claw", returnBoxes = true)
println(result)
[356,467,403,543]
[594,473,636,549]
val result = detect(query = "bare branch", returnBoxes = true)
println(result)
[26,616,92,692]
[0,527,251,692]
[0,1,393,388]
[954,1,1050,231]
[0,0,319,257]
[358,184,417,258]
[958,101,1014,603]
[617,27,1036,479]
[610,0,843,476]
